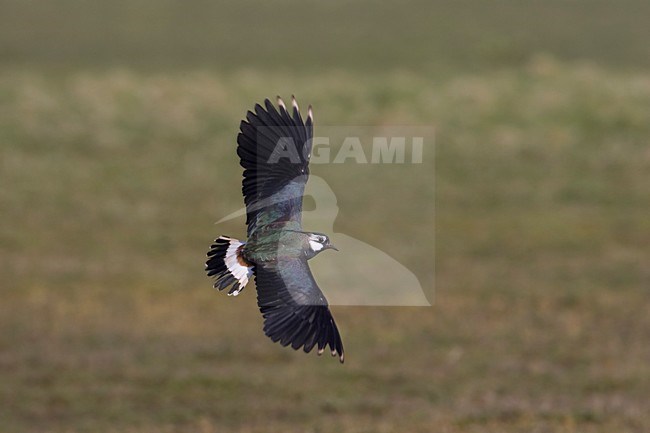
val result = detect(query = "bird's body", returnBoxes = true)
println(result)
[205,97,344,363]
[243,224,334,262]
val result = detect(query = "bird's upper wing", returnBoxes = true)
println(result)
[255,257,344,362]
[237,97,314,235]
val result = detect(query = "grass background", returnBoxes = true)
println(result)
[1,1,649,432]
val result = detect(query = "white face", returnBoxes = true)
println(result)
[308,234,327,253]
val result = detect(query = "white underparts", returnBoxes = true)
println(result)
[222,237,254,296]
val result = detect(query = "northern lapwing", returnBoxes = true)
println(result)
[206,96,344,363]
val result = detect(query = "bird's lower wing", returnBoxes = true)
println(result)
[254,257,344,362]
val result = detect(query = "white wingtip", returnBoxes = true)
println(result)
[277,96,286,110]
[291,95,299,112]
[307,105,313,122]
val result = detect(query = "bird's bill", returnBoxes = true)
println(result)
[325,243,339,251]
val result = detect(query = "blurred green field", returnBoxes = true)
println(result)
[2,0,650,73]
[1,1,650,433]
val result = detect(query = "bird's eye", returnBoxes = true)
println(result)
[318,236,326,243]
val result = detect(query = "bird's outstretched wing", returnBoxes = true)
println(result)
[255,257,344,363]
[237,96,314,235]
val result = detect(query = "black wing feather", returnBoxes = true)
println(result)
[254,258,344,363]
[237,97,313,235]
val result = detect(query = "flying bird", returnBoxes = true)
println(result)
[205,96,344,363]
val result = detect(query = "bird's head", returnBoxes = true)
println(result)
[307,232,338,256]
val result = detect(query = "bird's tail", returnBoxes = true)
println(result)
[206,236,254,296]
